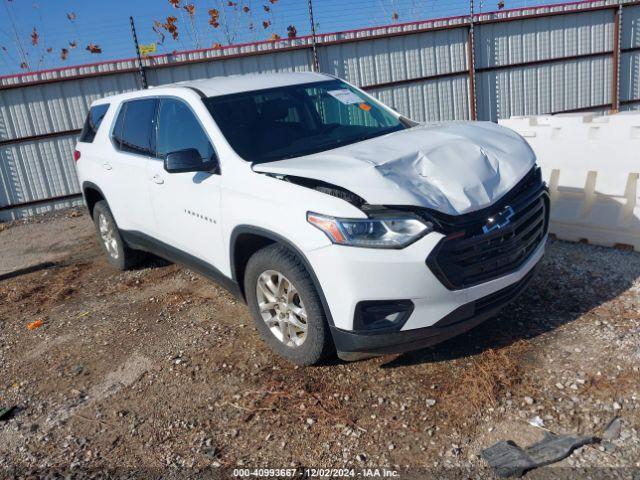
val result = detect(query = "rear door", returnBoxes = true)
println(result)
[106,98,158,233]
[146,97,225,268]
[75,102,112,195]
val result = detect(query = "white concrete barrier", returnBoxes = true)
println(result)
[500,112,640,252]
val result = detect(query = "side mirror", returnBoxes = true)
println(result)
[164,148,218,174]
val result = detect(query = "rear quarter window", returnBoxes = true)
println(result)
[79,104,110,143]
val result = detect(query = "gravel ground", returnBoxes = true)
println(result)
[0,210,639,479]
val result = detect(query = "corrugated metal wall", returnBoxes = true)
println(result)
[320,28,471,121]
[0,75,140,142]
[147,49,314,85]
[0,136,82,211]
[371,76,471,122]
[621,5,640,110]
[475,9,615,120]
[1,0,639,221]
[0,73,141,218]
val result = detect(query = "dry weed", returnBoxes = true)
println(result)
[441,340,529,426]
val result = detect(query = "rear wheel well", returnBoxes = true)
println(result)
[83,186,104,217]
[233,233,277,300]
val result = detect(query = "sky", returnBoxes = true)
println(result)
[0,0,561,76]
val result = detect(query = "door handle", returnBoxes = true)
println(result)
[151,174,164,185]
[102,162,113,171]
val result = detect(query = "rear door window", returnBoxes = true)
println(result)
[79,104,109,143]
[113,98,158,156]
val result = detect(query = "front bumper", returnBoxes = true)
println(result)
[306,227,546,328]
[330,263,540,355]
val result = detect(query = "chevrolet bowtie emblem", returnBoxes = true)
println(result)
[483,205,515,234]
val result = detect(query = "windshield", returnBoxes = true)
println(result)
[204,80,405,164]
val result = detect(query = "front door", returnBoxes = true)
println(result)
[146,97,225,270]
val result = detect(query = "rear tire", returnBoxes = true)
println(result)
[92,200,140,270]
[244,244,334,366]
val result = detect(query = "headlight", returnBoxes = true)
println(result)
[307,212,432,249]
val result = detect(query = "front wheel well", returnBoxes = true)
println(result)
[231,227,335,327]
[232,233,276,299]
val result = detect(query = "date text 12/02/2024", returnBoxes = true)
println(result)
[232,468,400,478]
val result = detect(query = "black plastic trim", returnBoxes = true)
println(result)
[331,263,540,355]
[353,300,414,332]
[81,181,105,196]
[183,86,207,98]
[282,175,366,208]
[229,225,336,327]
[120,230,243,300]
[81,181,107,213]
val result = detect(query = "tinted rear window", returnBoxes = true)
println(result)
[79,104,110,143]
[112,99,157,156]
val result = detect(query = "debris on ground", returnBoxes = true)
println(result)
[528,415,544,428]
[602,417,622,441]
[26,319,44,330]
[0,406,17,422]
[481,432,597,478]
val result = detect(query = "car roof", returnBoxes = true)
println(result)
[92,71,334,106]
[166,71,333,97]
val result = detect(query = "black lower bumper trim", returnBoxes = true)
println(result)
[331,263,541,356]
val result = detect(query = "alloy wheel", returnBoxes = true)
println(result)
[256,270,308,347]
[98,213,119,259]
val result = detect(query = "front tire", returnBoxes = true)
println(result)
[92,200,139,270]
[244,244,334,366]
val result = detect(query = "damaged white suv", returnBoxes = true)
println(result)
[75,72,549,365]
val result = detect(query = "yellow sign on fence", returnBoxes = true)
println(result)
[139,43,157,55]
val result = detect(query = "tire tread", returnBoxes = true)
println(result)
[92,200,140,270]
[244,244,334,365]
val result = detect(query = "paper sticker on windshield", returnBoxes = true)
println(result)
[328,89,363,105]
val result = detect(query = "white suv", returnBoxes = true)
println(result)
[75,72,549,365]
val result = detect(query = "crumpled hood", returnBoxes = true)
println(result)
[252,121,536,216]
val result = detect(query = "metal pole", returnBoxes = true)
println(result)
[611,5,622,113]
[307,0,320,72]
[130,16,148,89]
[468,0,478,120]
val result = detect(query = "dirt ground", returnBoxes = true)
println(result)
[0,210,639,479]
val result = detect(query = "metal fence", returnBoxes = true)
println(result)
[0,0,498,77]
[1,0,640,220]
